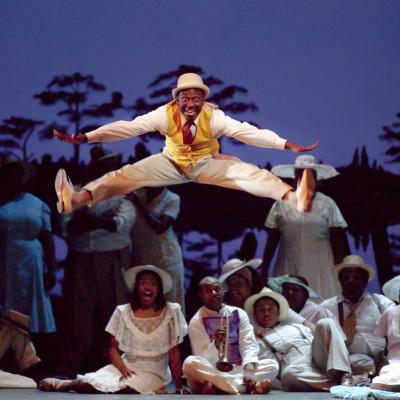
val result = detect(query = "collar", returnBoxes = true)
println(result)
[180,112,199,127]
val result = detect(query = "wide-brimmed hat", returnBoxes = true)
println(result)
[268,275,321,299]
[219,258,262,285]
[245,288,289,321]
[332,255,375,282]
[271,155,339,180]
[90,144,122,165]
[125,265,173,294]
[171,73,210,99]
[382,275,400,302]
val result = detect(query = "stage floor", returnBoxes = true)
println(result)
[0,389,336,399]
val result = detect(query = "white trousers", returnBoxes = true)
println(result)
[182,355,279,394]
[83,153,292,206]
[281,318,351,391]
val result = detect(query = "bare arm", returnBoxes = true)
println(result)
[329,227,350,264]
[168,345,184,393]
[261,228,281,280]
[38,229,57,290]
[130,193,174,235]
[108,336,134,379]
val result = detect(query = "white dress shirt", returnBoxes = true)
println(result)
[321,292,394,355]
[189,305,259,367]
[85,105,287,151]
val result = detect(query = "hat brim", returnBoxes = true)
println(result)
[332,263,375,282]
[245,289,289,321]
[382,275,400,302]
[282,279,321,299]
[219,259,262,284]
[271,164,339,180]
[172,83,210,99]
[125,265,173,294]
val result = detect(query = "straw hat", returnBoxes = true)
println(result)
[219,258,262,285]
[271,155,339,180]
[332,255,375,282]
[171,73,210,99]
[382,275,400,302]
[244,288,289,321]
[125,265,173,294]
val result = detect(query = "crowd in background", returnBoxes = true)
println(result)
[1,151,399,395]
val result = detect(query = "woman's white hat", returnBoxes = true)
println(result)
[271,155,339,180]
[171,73,210,99]
[244,288,289,321]
[332,255,376,282]
[268,275,321,299]
[125,265,173,294]
[382,275,400,302]
[219,258,262,285]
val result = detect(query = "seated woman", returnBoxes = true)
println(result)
[38,265,188,394]
[245,288,351,391]
[370,275,400,392]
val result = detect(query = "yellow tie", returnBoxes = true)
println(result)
[343,305,357,345]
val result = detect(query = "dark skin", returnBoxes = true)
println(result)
[39,271,186,394]
[261,168,350,279]
[282,282,308,313]
[129,187,174,235]
[226,272,252,309]
[339,267,369,303]
[0,163,56,290]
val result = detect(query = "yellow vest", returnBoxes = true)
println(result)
[165,101,220,167]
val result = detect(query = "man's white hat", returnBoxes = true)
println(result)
[245,288,289,321]
[332,254,375,282]
[272,155,339,180]
[382,275,400,302]
[125,265,173,294]
[172,73,210,99]
[219,258,262,285]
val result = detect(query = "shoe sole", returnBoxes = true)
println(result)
[55,169,69,213]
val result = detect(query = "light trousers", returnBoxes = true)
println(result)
[83,153,292,206]
[182,355,279,394]
[281,318,351,391]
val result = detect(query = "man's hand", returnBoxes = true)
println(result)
[285,139,320,153]
[53,129,88,144]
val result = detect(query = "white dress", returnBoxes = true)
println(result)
[372,305,400,387]
[79,302,188,394]
[265,192,348,299]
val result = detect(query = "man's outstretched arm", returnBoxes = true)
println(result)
[53,105,167,144]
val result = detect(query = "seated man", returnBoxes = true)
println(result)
[320,255,394,380]
[245,288,351,391]
[183,277,276,394]
[268,274,334,324]
[370,275,400,392]
[0,310,40,388]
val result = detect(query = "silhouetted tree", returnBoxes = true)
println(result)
[380,111,400,164]
[34,72,123,164]
[323,147,400,285]
[0,116,43,161]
